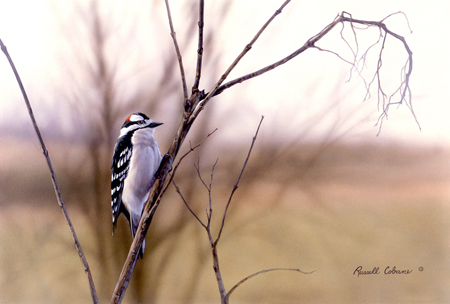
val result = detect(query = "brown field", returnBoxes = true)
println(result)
[0,138,449,303]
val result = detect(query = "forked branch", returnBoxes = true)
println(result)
[176,117,313,304]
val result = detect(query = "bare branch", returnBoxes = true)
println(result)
[0,39,99,304]
[340,13,415,131]
[173,179,206,228]
[208,228,226,304]
[194,160,210,191]
[173,134,218,229]
[207,159,218,219]
[172,128,218,178]
[215,116,264,245]
[197,158,218,222]
[226,268,315,302]
[194,158,226,303]
[164,0,189,103]
[313,45,355,66]
[166,128,218,197]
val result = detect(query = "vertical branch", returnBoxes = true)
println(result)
[192,0,204,93]
[0,39,99,304]
[209,229,227,304]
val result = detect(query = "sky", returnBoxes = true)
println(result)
[0,0,449,148]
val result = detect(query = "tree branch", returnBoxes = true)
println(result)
[173,179,206,228]
[226,268,315,302]
[215,115,264,245]
[208,11,416,133]
[171,128,217,228]
[0,39,99,304]
[192,0,204,94]
[339,12,416,132]
[164,0,188,104]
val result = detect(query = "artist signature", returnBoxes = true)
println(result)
[353,266,416,277]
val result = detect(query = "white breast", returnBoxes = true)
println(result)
[122,128,162,218]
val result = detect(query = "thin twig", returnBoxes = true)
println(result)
[215,116,264,245]
[313,45,355,66]
[168,126,219,230]
[194,160,210,190]
[0,39,99,304]
[225,268,315,302]
[173,179,206,228]
[172,128,218,178]
[166,128,218,197]
[207,159,218,218]
[172,130,217,228]
[165,0,188,103]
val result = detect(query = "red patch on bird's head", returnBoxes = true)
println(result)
[124,114,134,123]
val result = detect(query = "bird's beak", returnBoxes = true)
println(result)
[148,122,163,128]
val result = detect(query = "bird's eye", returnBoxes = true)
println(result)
[138,121,145,125]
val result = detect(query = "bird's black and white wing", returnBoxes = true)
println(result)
[111,135,133,231]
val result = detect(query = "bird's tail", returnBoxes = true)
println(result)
[130,215,145,259]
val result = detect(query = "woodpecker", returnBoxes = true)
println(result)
[111,112,162,258]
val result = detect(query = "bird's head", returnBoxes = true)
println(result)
[119,112,163,137]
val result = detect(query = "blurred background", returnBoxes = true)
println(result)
[0,0,449,303]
